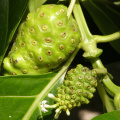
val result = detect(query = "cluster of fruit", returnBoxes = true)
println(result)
[41,64,97,118]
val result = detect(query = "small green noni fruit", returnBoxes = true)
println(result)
[3,4,80,75]
[42,64,97,119]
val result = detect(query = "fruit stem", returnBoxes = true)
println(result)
[67,0,76,19]
[91,57,120,96]
[94,31,120,43]
[93,68,107,75]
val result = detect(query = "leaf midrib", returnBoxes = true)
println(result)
[0,96,36,98]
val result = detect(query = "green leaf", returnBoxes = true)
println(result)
[7,0,29,47]
[0,0,8,67]
[0,72,57,120]
[28,0,47,12]
[0,0,29,67]
[81,0,120,54]
[92,110,120,120]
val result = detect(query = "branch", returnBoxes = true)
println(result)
[73,0,116,111]
[94,31,120,43]
[97,82,115,112]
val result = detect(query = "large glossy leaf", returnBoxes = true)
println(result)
[7,0,29,46]
[81,0,120,54]
[0,0,29,68]
[0,72,57,120]
[92,110,120,120]
[0,0,8,67]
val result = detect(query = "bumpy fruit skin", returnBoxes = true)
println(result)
[54,64,97,113]
[3,4,80,75]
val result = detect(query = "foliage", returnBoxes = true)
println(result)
[0,0,120,120]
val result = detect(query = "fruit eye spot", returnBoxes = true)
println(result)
[21,42,25,47]
[33,66,38,70]
[58,57,63,61]
[14,60,18,64]
[70,86,75,90]
[82,67,89,72]
[65,95,70,100]
[14,47,18,51]
[78,76,82,80]
[67,71,71,74]
[60,32,66,38]
[69,50,73,54]
[59,44,64,50]
[68,104,72,109]
[78,83,81,87]
[29,52,34,57]
[70,90,74,94]
[29,28,35,34]
[39,57,43,61]
[70,76,73,80]
[68,81,73,85]
[87,75,91,80]
[21,31,24,36]
[78,92,82,95]
[59,9,65,13]
[87,85,90,89]
[11,73,16,75]
[10,58,12,63]
[41,25,48,31]
[23,55,27,60]
[48,5,55,8]
[22,69,28,74]
[71,38,75,44]
[72,25,76,32]
[45,38,52,43]
[46,64,50,67]
[59,101,64,105]
[73,69,76,72]
[70,100,74,105]
[57,21,63,26]
[71,95,76,99]
[40,12,45,18]
[31,40,37,46]
[46,50,52,56]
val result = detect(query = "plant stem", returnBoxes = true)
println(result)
[73,0,92,41]
[91,58,120,96]
[73,0,115,112]
[94,31,120,43]
[67,0,76,19]
[97,82,115,112]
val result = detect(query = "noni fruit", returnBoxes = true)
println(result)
[3,4,80,75]
[41,64,97,119]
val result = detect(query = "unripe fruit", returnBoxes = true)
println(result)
[3,4,80,75]
[47,64,97,117]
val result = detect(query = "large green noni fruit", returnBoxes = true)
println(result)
[3,4,80,75]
